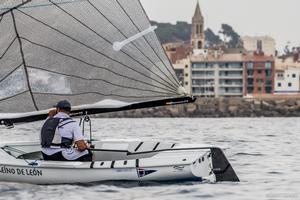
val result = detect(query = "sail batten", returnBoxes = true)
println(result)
[0,0,194,124]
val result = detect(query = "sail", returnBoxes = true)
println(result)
[0,0,194,125]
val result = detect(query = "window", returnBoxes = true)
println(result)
[278,83,282,87]
[196,24,199,34]
[247,63,254,69]
[185,82,189,86]
[256,79,264,83]
[266,80,272,85]
[197,41,202,49]
[185,65,188,69]
[292,74,296,78]
[265,62,272,69]
[257,70,262,74]
[185,73,188,77]
[258,87,262,92]
[257,40,263,51]
[248,79,254,85]
[265,70,272,77]
[248,70,254,76]
[266,87,272,94]
[288,83,292,87]
[277,73,283,78]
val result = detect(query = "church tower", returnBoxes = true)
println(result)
[191,2,205,49]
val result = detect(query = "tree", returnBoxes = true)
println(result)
[219,24,241,48]
[205,28,222,47]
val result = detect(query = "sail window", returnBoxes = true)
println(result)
[0,67,27,100]
[28,68,72,94]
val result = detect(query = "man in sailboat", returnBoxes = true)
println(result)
[40,100,92,161]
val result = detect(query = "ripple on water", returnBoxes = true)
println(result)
[0,118,299,200]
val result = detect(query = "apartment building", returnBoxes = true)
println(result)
[274,67,300,94]
[190,52,244,97]
[244,53,275,95]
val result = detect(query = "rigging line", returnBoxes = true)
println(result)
[17,9,176,93]
[33,92,176,99]
[0,63,23,83]
[115,0,180,86]
[27,66,178,96]
[0,36,17,60]
[136,0,180,85]
[0,90,29,102]
[48,0,178,92]
[87,0,179,89]
[0,0,31,17]
[20,37,178,95]
[10,10,39,111]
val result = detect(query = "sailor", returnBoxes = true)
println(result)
[41,100,92,161]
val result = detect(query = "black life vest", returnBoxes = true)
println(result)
[40,117,75,148]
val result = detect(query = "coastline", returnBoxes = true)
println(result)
[96,97,300,118]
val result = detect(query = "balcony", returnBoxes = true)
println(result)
[219,75,243,79]
[219,68,243,72]
[192,84,215,88]
[192,76,215,80]
[219,84,243,88]
[192,68,215,72]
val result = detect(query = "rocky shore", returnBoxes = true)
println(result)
[97,97,300,118]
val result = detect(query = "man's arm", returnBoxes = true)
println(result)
[48,109,57,117]
[73,123,89,151]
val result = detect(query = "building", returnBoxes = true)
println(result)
[163,2,277,98]
[185,51,275,98]
[276,53,300,70]
[274,54,300,94]
[274,67,300,94]
[242,36,276,56]
[163,42,192,64]
[173,58,192,94]
[191,2,205,50]
[163,2,205,64]
[190,51,245,97]
[244,53,275,96]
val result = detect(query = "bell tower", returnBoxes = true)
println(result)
[191,2,205,49]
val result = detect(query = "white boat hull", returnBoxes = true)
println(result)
[0,141,239,184]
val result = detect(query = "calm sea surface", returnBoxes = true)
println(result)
[0,118,299,200]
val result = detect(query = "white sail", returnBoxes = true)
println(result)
[0,0,193,124]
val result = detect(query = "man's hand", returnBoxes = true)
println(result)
[48,109,57,117]
[75,140,88,151]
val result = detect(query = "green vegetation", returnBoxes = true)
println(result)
[152,21,241,48]
[151,21,191,43]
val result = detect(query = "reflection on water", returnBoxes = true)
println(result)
[0,118,299,200]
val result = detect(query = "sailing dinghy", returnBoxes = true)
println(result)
[0,0,239,184]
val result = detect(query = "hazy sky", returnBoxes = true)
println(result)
[141,0,300,51]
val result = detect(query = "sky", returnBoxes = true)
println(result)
[140,0,300,52]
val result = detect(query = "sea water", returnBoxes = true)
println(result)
[0,118,299,200]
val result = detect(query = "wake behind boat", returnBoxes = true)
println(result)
[0,140,239,184]
[0,0,239,184]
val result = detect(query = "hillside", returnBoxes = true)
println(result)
[151,21,241,48]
